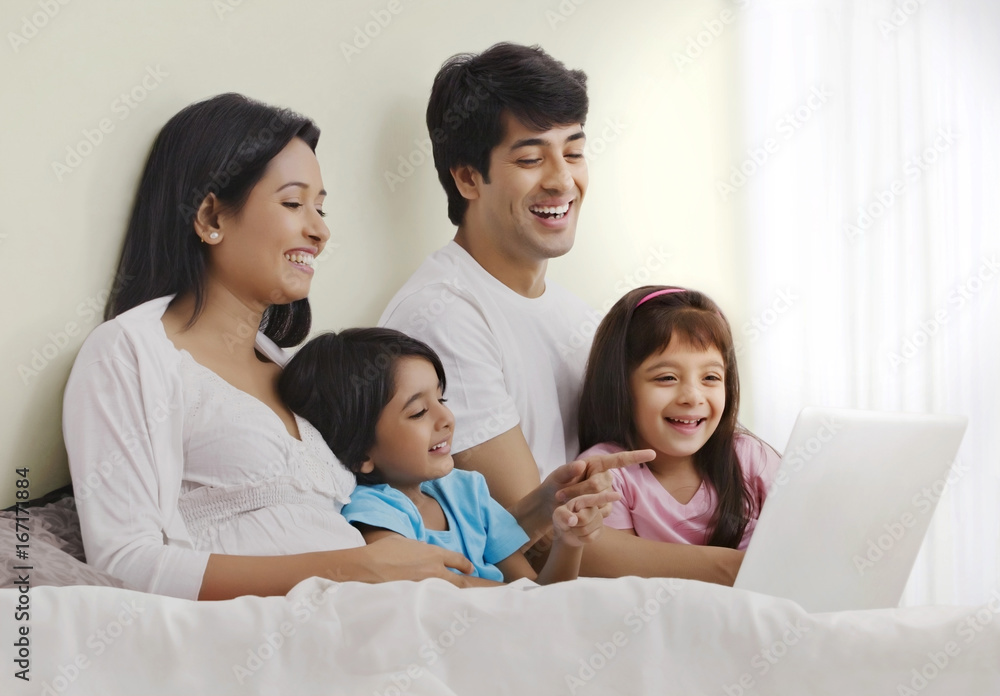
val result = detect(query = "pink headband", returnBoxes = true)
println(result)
[635,287,686,308]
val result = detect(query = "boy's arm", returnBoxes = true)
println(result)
[356,525,406,544]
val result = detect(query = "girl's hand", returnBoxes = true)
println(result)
[355,535,475,586]
[545,449,655,517]
[551,490,621,547]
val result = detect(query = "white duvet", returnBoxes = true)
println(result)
[4,576,999,695]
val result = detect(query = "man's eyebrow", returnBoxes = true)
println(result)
[509,137,547,151]
[509,130,586,151]
[276,182,327,196]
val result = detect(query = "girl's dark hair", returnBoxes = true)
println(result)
[279,328,447,485]
[426,42,589,226]
[579,286,764,549]
[105,92,321,347]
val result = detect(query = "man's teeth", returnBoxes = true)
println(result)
[284,253,314,266]
[530,203,570,218]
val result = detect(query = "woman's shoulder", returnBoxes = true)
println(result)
[73,296,175,366]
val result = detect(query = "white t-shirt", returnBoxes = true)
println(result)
[379,241,600,478]
[63,296,363,599]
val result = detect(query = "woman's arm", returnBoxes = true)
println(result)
[579,528,745,585]
[198,536,477,600]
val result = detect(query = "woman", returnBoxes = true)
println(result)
[63,93,619,600]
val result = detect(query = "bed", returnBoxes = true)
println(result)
[4,496,999,695]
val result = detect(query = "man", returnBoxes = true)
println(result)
[380,43,741,583]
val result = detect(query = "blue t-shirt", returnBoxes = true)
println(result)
[341,469,529,582]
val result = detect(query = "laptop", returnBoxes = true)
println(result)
[733,406,968,612]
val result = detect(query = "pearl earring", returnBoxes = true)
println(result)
[209,232,219,240]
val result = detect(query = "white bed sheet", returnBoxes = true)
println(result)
[4,576,999,695]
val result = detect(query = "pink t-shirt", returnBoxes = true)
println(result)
[580,434,780,550]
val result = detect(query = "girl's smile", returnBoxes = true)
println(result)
[629,336,726,472]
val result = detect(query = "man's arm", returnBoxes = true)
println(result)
[453,425,553,544]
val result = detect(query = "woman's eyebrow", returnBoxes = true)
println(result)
[275,181,327,196]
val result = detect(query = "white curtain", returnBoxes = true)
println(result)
[737,0,1000,605]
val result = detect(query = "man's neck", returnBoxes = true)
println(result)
[454,228,547,299]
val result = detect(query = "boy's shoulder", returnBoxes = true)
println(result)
[425,468,490,498]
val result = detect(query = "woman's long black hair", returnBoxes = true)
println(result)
[579,286,763,548]
[104,92,320,346]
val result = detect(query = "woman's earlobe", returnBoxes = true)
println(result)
[194,193,224,243]
[360,458,376,474]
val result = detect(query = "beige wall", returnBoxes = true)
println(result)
[0,0,742,506]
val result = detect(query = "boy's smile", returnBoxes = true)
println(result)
[362,357,456,496]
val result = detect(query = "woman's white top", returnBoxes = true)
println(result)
[63,296,363,599]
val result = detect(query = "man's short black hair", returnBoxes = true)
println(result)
[426,42,589,226]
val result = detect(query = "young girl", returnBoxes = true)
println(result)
[280,327,613,586]
[577,286,780,550]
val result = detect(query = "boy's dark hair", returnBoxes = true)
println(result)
[105,93,320,347]
[279,328,447,485]
[578,286,770,549]
[426,42,589,226]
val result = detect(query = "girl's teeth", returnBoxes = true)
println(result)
[284,253,314,266]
